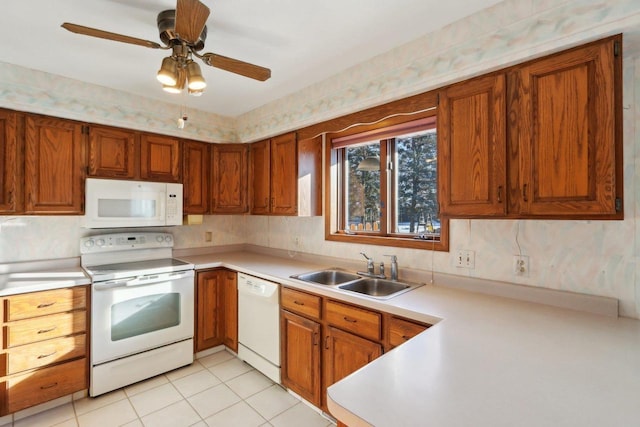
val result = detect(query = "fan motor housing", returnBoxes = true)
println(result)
[157,9,207,51]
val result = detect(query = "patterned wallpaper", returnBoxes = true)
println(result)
[1,0,640,318]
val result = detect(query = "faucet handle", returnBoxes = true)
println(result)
[360,252,371,261]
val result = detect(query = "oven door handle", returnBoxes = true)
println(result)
[93,270,194,290]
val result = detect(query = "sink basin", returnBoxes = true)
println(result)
[290,269,362,286]
[338,278,416,299]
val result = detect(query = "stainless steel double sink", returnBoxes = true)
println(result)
[289,269,423,299]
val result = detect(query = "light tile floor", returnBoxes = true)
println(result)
[4,350,336,427]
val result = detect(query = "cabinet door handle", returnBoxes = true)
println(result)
[271,197,275,208]
[40,382,58,390]
[264,197,269,208]
[37,326,57,334]
[8,190,13,205]
[522,184,529,202]
[37,302,55,309]
[37,351,57,359]
[324,335,330,350]
[497,186,503,203]
[313,332,319,346]
[343,316,357,323]
[293,300,305,306]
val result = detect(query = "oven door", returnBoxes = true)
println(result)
[91,269,194,365]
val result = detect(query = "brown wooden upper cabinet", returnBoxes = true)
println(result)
[211,144,248,214]
[439,35,622,219]
[140,133,181,182]
[24,115,86,214]
[182,140,210,214]
[250,132,297,215]
[88,125,137,179]
[439,73,507,216]
[0,109,21,214]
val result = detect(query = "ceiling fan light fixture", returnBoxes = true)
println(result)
[157,56,179,86]
[188,87,204,96]
[186,61,206,90]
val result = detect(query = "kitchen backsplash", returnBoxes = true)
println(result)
[1,0,639,319]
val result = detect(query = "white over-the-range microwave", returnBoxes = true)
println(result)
[84,178,183,228]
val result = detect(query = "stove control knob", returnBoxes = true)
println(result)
[84,239,95,248]
[164,235,173,243]
[96,238,106,247]
[156,235,164,243]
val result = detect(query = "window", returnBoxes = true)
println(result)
[326,115,448,251]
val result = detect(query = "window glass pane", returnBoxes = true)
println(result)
[394,128,439,237]
[346,143,381,232]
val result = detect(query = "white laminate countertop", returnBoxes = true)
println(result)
[0,258,90,297]
[177,250,640,427]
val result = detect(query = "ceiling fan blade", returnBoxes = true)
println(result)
[174,0,210,45]
[61,23,162,49]
[201,53,271,81]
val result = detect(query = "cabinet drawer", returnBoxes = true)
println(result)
[4,287,87,321]
[5,334,86,375]
[325,300,381,341]
[4,311,86,348]
[281,288,321,319]
[5,358,87,414]
[388,317,430,348]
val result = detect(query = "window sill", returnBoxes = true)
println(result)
[326,232,449,251]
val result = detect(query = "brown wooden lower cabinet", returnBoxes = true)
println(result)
[323,326,382,397]
[195,268,238,353]
[0,286,89,416]
[279,286,430,414]
[281,310,322,405]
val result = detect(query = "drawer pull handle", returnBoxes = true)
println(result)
[293,300,305,306]
[37,302,55,309]
[37,327,57,334]
[37,351,57,359]
[40,382,58,390]
[402,335,410,340]
[343,316,357,323]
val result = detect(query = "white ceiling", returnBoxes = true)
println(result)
[3,0,503,117]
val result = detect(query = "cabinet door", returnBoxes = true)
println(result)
[221,270,238,352]
[439,73,507,216]
[0,109,20,213]
[508,36,621,216]
[183,140,210,214]
[211,144,248,214]
[323,326,382,408]
[250,139,271,214]
[195,270,223,352]
[297,135,322,216]
[270,132,297,215]
[281,310,321,407]
[24,115,85,214]
[140,133,181,182]
[88,125,137,179]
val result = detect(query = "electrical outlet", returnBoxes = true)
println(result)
[205,231,212,242]
[513,255,529,276]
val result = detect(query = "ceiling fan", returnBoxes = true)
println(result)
[61,0,271,96]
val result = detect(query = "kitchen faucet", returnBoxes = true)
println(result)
[357,252,386,279]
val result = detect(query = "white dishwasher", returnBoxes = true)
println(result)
[237,272,281,383]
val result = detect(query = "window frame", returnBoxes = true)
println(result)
[325,112,449,251]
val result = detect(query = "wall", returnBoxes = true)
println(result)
[1,0,640,318]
